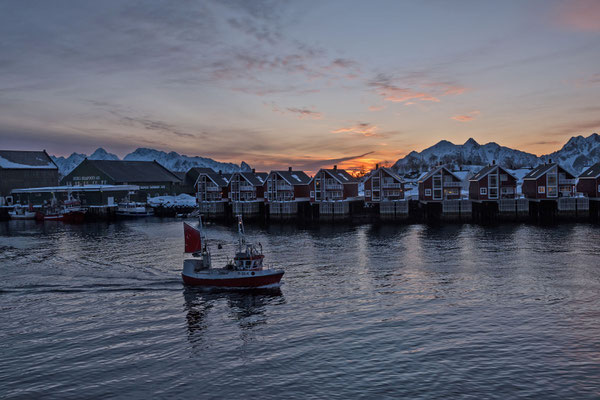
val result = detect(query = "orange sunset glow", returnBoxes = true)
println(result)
[0,0,599,173]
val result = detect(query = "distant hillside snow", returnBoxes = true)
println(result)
[393,133,600,176]
[51,147,250,177]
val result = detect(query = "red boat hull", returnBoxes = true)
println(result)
[182,271,284,288]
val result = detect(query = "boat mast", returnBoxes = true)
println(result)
[198,215,208,251]
[237,215,245,253]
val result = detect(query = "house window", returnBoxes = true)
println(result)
[310,191,314,198]
[365,190,371,197]
[538,186,545,194]
[480,187,487,195]
[425,188,432,196]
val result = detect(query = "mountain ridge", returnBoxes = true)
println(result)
[393,133,600,176]
[51,147,251,177]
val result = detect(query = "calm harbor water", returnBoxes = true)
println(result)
[1,219,600,399]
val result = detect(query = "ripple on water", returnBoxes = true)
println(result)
[1,220,600,399]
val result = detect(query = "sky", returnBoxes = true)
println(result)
[0,0,599,173]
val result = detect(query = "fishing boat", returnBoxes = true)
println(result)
[37,199,86,223]
[116,202,154,217]
[181,216,284,288]
[9,205,36,220]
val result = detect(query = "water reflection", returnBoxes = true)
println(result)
[182,287,284,350]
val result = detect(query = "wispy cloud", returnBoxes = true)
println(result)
[87,100,200,139]
[368,105,385,112]
[332,122,378,137]
[264,102,323,119]
[554,0,600,32]
[368,73,466,105]
[451,110,480,122]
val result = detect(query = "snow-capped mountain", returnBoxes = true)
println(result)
[51,147,119,176]
[123,148,248,174]
[394,138,539,174]
[393,133,600,176]
[541,133,600,174]
[51,147,251,176]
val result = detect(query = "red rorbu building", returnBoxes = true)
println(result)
[309,166,358,202]
[194,169,229,202]
[522,162,576,199]
[418,166,462,201]
[364,165,405,203]
[576,163,600,198]
[228,171,268,201]
[264,168,311,202]
[469,164,517,201]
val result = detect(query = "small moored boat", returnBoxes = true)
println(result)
[116,202,154,217]
[181,216,284,288]
[9,205,36,220]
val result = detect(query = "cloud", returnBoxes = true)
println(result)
[368,73,466,105]
[250,151,375,173]
[264,102,322,119]
[332,122,378,137]
[87,100,200,139]
[368,105,385,112]
[451,110,480,122]
[554,0,600,32]
[286,107,323,119]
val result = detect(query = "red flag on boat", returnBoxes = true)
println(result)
[184,222,202,253]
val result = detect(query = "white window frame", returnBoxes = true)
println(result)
[425,188,432,196]
[310,191,314,198]
[538,186,545,194]
[480,187,487,195]
[365,190,371,197]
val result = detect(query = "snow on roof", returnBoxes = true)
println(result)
[579,163,600,179]
[0,150,57,169]
[12,184,140,193]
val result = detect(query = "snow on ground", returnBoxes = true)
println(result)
[148,194,196,207]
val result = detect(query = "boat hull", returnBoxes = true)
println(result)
[9,211,36,220]
[182,269,284,288]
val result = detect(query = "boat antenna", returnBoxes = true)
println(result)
[237,215,245,252]
[198,215,208,251]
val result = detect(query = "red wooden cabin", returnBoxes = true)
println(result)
[364,165,404,203]
[469,164,517,200]
[309,166,358,202]
[194,169,229,202]
[228,170,267,201]
[418,166,462,201]
[264,168,311,202]
[576,163,600,198]
[522,162,576,199]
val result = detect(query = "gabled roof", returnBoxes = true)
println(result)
[418,166,461,183]
[365,166,404,183]
[172,171,187,181]
[469,165,516,181]
[523,163,574,180]
[579,163,600,179]
[192,168,229,187]
[0,150,57,170]
[321,168,358,184]
[186,167,216,184]
[270,170,311,185]
[83,160,181,183]
[233,171,267,187]
[205,172,229,187]
[255,172,268,184]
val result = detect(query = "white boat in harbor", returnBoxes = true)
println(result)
[181,216,284,288]
[9,205,36,220]
[116,202,154,217]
